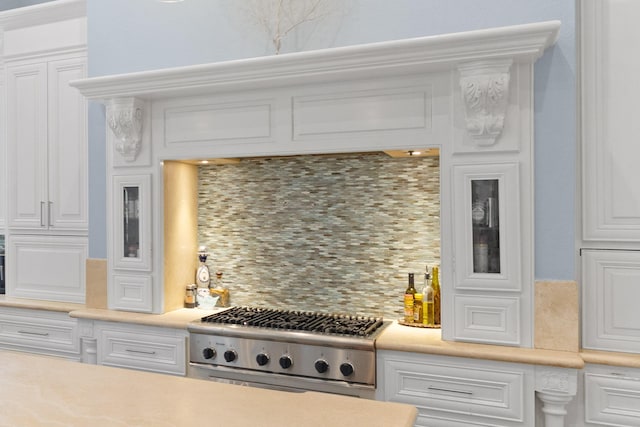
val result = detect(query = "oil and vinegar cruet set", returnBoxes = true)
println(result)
[185,246,230,309]
[402,265,441,328]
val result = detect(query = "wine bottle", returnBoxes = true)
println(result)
[403,273,416,323]
[432,265,441,326]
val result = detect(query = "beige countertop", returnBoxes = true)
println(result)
[0,295,85,313]
[0,350,417,427]
[68,307,222,329]
[376,321,585,369]
[3,297,640,370]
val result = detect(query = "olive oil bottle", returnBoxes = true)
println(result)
[403,273,417,322]
[422,266,435,326]
[432,265,441,326]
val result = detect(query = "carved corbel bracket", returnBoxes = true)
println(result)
[106,97,144,162]
[535,366,578,427]
[459,60,512,146]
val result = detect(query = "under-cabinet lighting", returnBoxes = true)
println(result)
[200,160,209,165]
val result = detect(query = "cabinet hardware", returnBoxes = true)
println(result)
[48,201,53,227]
[18,330,50,337]
[427,386,473,396]
[125,349,157,355]
[40,201,45,227]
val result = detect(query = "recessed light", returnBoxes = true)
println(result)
[200,160,209,164]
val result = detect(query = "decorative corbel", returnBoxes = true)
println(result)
[106,97,144,162]
[458,60,512,146]
[535,366,578,427]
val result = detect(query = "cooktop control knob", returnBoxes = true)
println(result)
[340,362,354,377]
[202,347,216,360]
[223,349,237,363]
[256,353,270,366]
[279,355,293,369]
[314,359,329,374]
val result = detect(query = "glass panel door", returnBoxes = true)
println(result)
[471,179,500,274]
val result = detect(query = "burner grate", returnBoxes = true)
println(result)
[200,307,383,337]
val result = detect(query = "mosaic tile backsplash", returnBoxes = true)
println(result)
[198,152,440,319]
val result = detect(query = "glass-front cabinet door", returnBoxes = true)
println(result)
[453,163,521,291]
[112,175,151,271]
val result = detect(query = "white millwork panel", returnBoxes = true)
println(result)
[7,235,87,303]
[581,0,640,353]
[377,350,535,426]
[584,364,640,426]
[71,21,558,340]
[0,306,80,360]
[94,321,187,376]
[0,0,88,303]
[582,249,640,353]
[582,0,640,242]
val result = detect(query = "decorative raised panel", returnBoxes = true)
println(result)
[459,60,512,146]
[106,98,143,162]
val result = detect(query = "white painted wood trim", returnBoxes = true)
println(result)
[70,21,560,101]
[0,0,85,31]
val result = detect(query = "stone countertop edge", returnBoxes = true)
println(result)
[376,322,586,369]
[68,307,220,329]
[3,298,640,369]
[0,350,418,427]
[0,295,85,313]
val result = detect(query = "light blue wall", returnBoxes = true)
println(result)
[87,0,576,280]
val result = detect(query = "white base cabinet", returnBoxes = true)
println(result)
[6,235,87,303]
[584,364,640,426]
[0,307,79,359]
[377,350,535,426]
[80,320,187,376]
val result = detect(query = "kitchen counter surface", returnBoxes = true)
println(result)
[0,350,417,427]
[69,307,221,329]
[581,349,640,368]
[377,321,585,369]
[0,295,85,312]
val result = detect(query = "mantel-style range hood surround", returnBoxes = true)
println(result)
[72,21,559,348]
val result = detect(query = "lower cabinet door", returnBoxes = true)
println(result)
[0,307,80,359]
[377,350,534,426]
[585,365,640,426]
[96,322,187,376]
[7,235,87,303]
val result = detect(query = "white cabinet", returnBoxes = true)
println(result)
[6,55,87,232]
[584,364,640,426]
[0,306,80,359]
[580,0,640,354]
[582,0,640,242]
[6,235,87,303]
[377,350,534,426]
[0,69,5,229]
[84,321,187,376]
[582,249,640,353]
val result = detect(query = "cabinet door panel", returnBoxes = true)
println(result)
[582,0,640,241]
[6,62,48,230]
[48,57,88,231]
[452,163,521,291]
[7,235,87,303]
[582,249,640,352]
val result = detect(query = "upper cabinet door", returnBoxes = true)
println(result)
[453,163,521,291]
[6,62,48,230]
[47,56,88,231]
[582,0,640,241]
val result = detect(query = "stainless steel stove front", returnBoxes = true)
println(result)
[188,332,377,399]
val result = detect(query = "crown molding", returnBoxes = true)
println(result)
[0,0,85,31]
[70,20,560,102]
